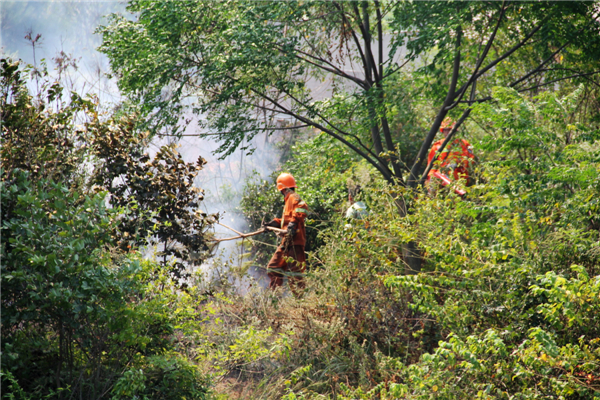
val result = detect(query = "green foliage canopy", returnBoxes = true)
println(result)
[99,0,600,189]
[1,58,213,399]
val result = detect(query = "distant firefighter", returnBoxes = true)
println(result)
[345,185,369,220]
[345,185,369,230]
[426,117,476,195]
[263,173,309,295]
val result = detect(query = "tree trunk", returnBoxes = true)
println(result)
[402,241,422,274]
[394,195,422,273]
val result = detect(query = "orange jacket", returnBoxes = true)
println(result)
[274,191,308,246]
[427,138,475,184]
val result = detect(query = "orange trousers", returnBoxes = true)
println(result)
[267,245,306,293]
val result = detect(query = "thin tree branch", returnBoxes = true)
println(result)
[382,56,414,80]
[285,46,367,88]
[457,96,492,105]
[267,82,378,155]
[198,77,384,165]
[467,15,549,86]
[510,43,570,89]
[185,79,379,159]
[249,86,395,181]
[510,15,600,89]
[408,25,463,188]
[446,1,506,111]
[332,1,369,79]
[460,72,600,105]
[519,71,600,92]
[360,2,382,84]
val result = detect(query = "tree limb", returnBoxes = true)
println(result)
[286,47,367,88]
[360,2,381,84]
[375,0,384,79]
[466,15,549,87]
[408,25,463,188]
[249,86,395,182]
[198,78,385,166]
[519,71,600,92]
[510,43,570,89]
[446,1,506,111]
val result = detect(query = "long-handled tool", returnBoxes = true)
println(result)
[211,222,286,243]
[432,171,467,197]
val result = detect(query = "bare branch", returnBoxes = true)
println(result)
[467,15,549,86]
[446,1,506,111]
[286,46,367,88]
[459,71,600,106]
[408,25,463,188]
[519,71,600,92]
[248,86,395,181]
[510,43,570,89]
[382,57,414,80]
[195,75,385,165]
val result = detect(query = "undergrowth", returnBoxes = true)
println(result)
[193,87,600,399]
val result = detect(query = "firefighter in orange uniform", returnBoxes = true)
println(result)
[263,173,309,294]
[427,117,476,189]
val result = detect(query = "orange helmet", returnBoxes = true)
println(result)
[276,173,297,190]
[440,117,455,132]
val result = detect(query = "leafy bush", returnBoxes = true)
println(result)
[1,58,214,399]
[2,56,216,283]
[89,121,215,280]
[112,354,211,400]
[0,58,89,186]
[1,171,213,399]
[273,87,600,399]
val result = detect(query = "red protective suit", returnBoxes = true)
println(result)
[267,190,308,293]
[427,138,475,185]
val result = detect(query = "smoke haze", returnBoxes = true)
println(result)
[2,1,284,292]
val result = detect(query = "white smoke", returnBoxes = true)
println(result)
[1,1,125,105]
[3,0,283,294]
[152,118,284,294]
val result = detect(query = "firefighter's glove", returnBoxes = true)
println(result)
[263,220,279,228]
[286,222,297,238]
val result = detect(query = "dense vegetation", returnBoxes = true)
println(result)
[98,0,600,272]
[1,59,214,399]
[3,1,600,399]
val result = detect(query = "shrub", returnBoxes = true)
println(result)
[112,354,211,400]
[1,58,214,400]
[280,87,600,399]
